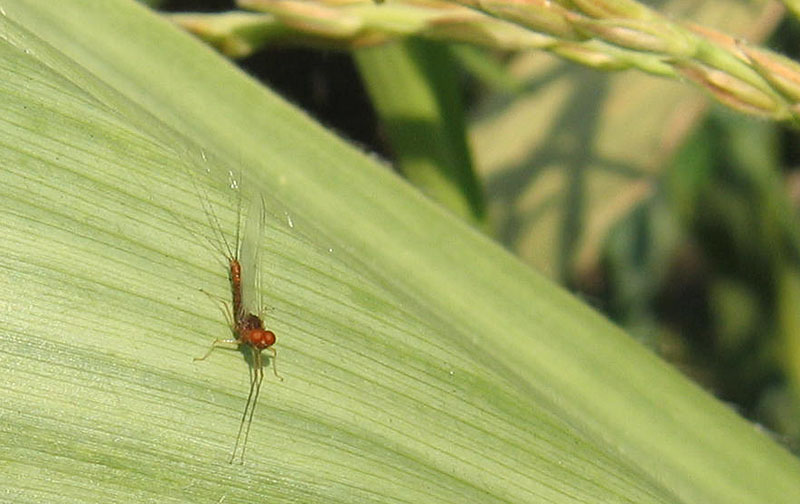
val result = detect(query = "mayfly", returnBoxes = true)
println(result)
[187,164,283,465]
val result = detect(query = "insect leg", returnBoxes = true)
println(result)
[199,289,235,328]
[238,349,264,465]
[193,339,239,362]
[268,346,284,382]
[230,348,260,464]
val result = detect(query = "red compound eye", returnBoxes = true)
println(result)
[248,329,276,350]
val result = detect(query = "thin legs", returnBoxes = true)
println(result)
[232,349,263,464]
[193,338,238,362]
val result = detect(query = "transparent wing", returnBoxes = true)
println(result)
[239,194,266,318]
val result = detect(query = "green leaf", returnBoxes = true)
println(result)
[356,39,486,225]
[1,1,799,503]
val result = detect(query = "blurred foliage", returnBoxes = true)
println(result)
[356,39,487,225]
[156,0,800,455]
[604,108,800,453]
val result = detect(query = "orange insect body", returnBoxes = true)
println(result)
[229,258,243,322]
[191,178,282,465]
[229,257,277,354]
[238,311,276,349]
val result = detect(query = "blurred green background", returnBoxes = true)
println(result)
[156,0,800,456]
